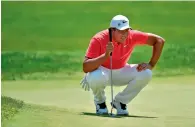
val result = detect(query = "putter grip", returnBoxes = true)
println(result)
[109,28,112,56]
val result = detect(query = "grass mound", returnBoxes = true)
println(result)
[1,96,24,123]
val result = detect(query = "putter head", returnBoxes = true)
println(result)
[109,113,116,117]
[109,107,116,117]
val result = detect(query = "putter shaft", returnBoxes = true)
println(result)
[110,55,114,115]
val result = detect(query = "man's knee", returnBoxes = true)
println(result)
[86,69,108,88]
[137,69,152,83]
[144,69,152,81]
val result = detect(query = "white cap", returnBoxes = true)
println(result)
[110,15,131,30]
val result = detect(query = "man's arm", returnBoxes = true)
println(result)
[146,33,165,68]
[83,41,113,73]
[83,54,109,73]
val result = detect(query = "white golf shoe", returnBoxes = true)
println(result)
[95,102,108,115]
[111,100,129,116]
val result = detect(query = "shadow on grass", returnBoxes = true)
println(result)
[80,112,158,119]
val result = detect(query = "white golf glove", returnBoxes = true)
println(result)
[80,76,90,91]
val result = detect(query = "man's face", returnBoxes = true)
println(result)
[113,28,129,43]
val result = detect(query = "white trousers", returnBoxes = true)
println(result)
[85,64,152,104]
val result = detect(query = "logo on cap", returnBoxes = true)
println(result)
[122,20,127,23]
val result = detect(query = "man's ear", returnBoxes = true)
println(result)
[112,28,116,31]
[110,28,116,31]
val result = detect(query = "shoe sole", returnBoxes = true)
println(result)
[111,102,129,116]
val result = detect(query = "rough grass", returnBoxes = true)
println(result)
[1,96,24,126]
[1,51,84,80]
[2,47,195,80]
[2,1,195,80]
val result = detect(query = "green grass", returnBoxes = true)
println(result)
[1,76,195,127]
[2,1,195,51]
[1,1,195,126]
[2,49,195,80]
[2,1,195,80]
[1,96,24,127]
[1,51,84,80]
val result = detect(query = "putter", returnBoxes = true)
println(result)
[109,28,114,116]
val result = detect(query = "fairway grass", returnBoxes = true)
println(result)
[2,76,195,127]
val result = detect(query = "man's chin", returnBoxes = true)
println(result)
[115,39,126,44]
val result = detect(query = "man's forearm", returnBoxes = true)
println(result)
[149,38,165,68]
[83,53,109,73]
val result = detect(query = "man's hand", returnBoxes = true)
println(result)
[80,76,90,91]
[82,41,114,73]
[136,63,153,72]
[105,42,114,57]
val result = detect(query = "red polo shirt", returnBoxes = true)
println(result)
[85,29,148,69]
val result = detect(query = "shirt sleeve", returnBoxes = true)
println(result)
[85,37,101,58]
[132,30,149,45]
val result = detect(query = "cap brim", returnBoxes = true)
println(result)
[117,25,131,30]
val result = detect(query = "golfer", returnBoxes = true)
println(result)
[80,15,165,115]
